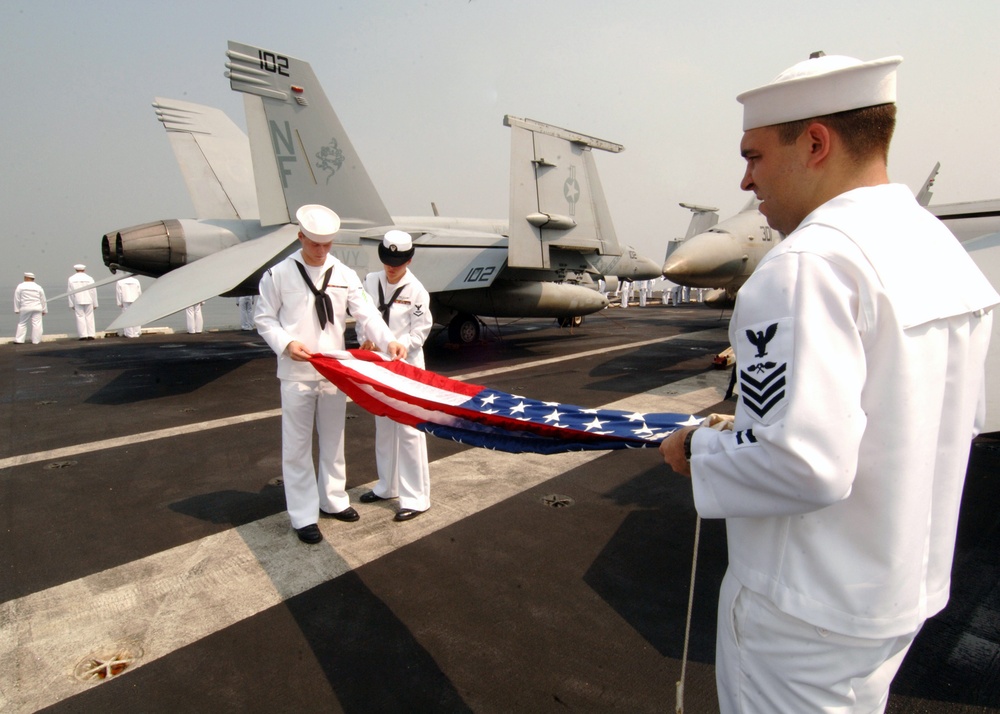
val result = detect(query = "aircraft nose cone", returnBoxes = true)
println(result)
[633,255,663,280]
[662,230,744,287]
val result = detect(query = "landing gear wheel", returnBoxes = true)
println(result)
[557,315,584,328]
[448,314,481,344]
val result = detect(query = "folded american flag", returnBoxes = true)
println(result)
[310,350,702,455]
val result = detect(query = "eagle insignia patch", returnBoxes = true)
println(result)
[737,317,793,423]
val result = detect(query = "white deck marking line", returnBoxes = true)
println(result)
[0,328,728,470]
[0,410,283,469]
[0,369,731,713]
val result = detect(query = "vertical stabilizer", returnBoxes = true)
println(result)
[916,162,940,207]
[505,116,624,269]
[224,41,392,230]
[153,97,259,220]
[678,202,719,240]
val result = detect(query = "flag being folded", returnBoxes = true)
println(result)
[309,350,702,455]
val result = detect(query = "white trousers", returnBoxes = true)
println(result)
[14,311,43,343]
[73,304,96,338]
[371,416,430,511]
[716,570,919,714]
[239,297,256,330]
[186,304,203,333]
[280,379,349,528]
[119,302,140,337]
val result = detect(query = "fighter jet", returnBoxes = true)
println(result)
[659,164,1000,308]
[103,41,661,343]
[661,198,783,307]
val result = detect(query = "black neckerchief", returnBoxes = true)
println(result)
[377,278,406,325]
[294,260,335,329]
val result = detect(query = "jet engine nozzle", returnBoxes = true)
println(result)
[101,219,187,278]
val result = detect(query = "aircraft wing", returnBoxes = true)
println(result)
[153,97,259,221]
[46,273,134,303]
[107,226,297,330]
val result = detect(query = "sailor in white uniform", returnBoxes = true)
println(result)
[115,276,143,337]
[660,54,999,713]
[356,231,434,521]
[637,279,650,307]
[255,205,405,545]
[619,279,632,308]
[238,295,257,330]
[67,264,98,339]
[185,302,204,333]
[13,272,47,344]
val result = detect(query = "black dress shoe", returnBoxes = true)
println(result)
[359,490,388,503]
[393,508,425,522]
[321,506,360,522]
[295,524,323,544]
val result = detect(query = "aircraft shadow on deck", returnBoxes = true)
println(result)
[583,465,728,664]
[71,339,275,405]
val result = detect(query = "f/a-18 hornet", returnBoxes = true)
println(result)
[103,40,661,343]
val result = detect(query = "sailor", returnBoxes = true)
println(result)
[659,53,999,712]
[67,264,98,340]
[357,231,434,521]
[255,204,406,545]
[13,272,47,344]
[238,295,257,331]
[619,279,632,308]
[115,275,143,338]
[637,279,650,307]
[185,302,204,334]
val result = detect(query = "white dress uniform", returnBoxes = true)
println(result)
[619,280,632,308]
[115,276,143,337]
[255,249,397,530]
[640,279,652,306]
[357,268,434,512]
[238,295,257,330]
[13,277,47,344]
[67,267,98,339]
[690,185,999,710]
[185,302,204,333]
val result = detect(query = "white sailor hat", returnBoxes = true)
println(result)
[73,263,86,271]
[737,53,902,131]
[295,204,341,244]
[24,272,35,279]
[378,230,415,267]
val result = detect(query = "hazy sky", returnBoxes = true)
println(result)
[3,0,998,288]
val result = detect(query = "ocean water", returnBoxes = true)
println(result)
[3,280,248,339]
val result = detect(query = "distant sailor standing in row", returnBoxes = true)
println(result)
[67,264,98,340]
[238,295,257,331]
[186,301,205,334]
[358,231,434,521]
[255,204,406,545]
[115,275,143,338]
[13,272,47,344]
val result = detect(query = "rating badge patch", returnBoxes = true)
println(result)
[737,317,793,424]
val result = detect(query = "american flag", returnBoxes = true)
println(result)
[309,350,702,455]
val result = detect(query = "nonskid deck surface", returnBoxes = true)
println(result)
[2,303,997,713]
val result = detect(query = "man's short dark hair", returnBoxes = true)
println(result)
[775,103,897,162]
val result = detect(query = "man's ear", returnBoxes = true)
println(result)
[801,122,832,168]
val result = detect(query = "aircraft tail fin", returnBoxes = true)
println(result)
[505,116,624,269]
[224,41,392,229]
[153,97,259,220]
[678,202,719,240]
[916,162,940,207]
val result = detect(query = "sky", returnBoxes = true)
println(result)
[3,0,999,295]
